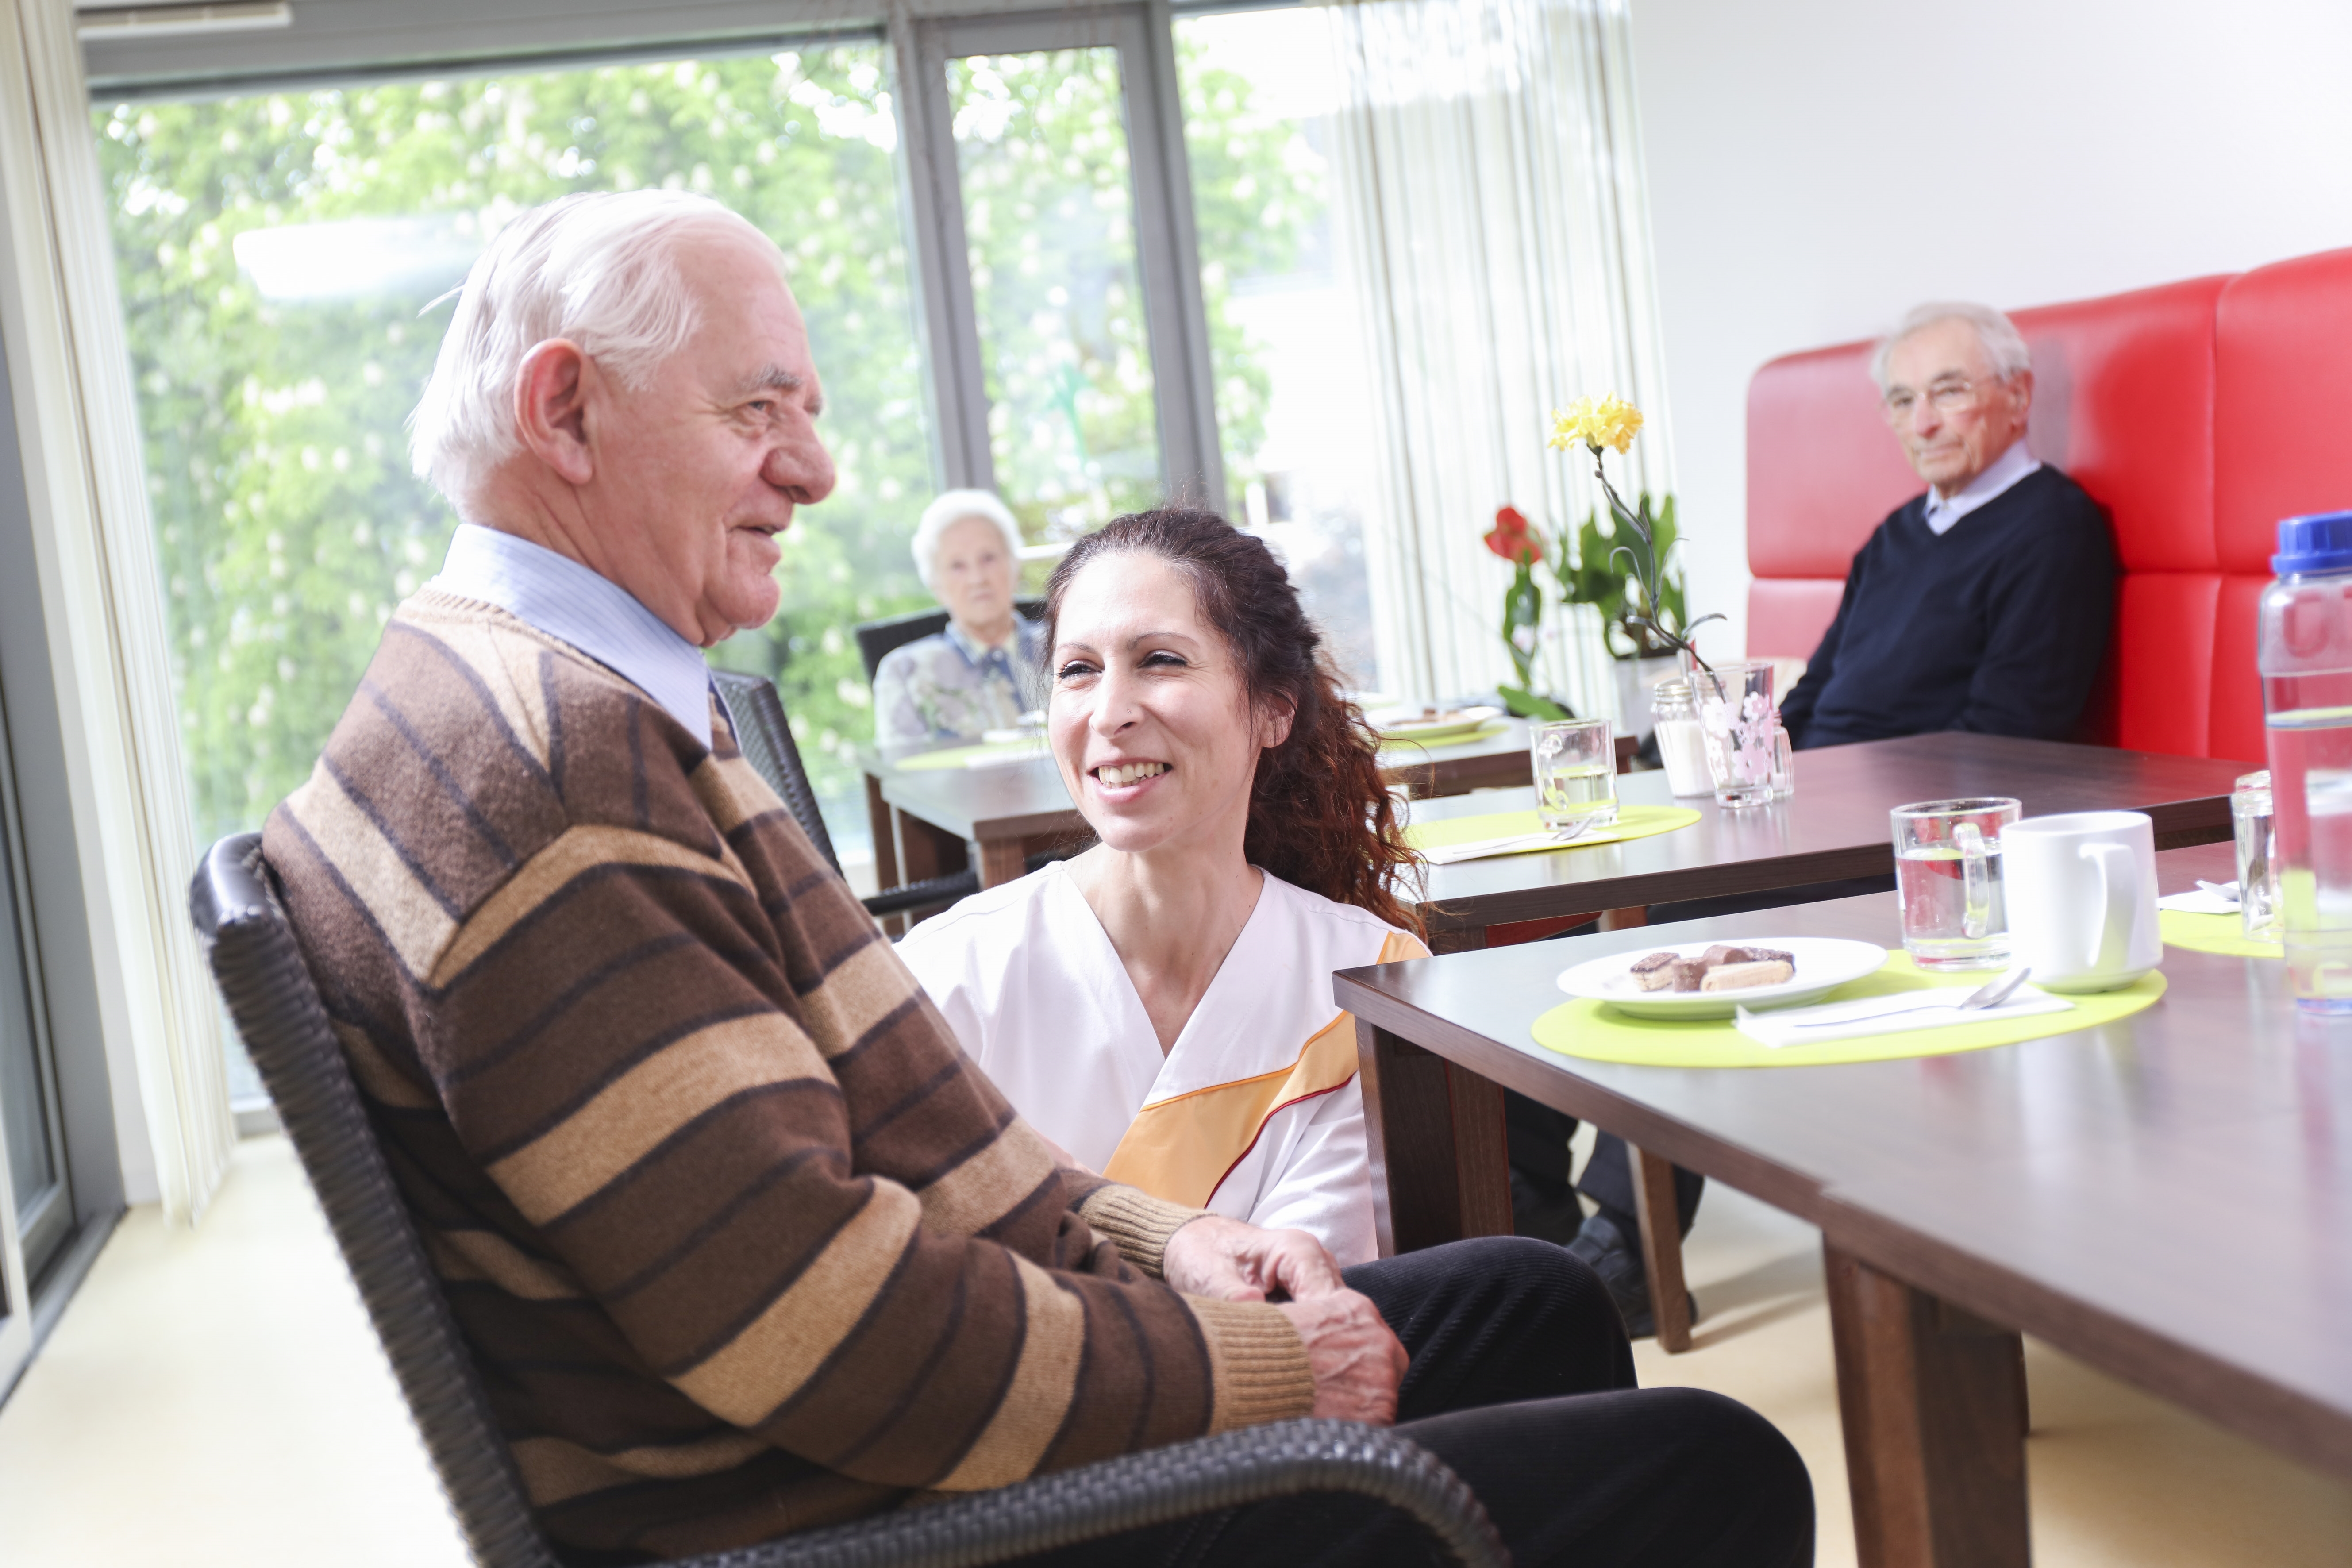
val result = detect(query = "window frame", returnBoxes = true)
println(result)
[81,0,1240,514]
[896,2,1224,510]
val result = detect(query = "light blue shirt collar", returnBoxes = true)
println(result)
[1923,437,2041,536]
[429,522,719,749]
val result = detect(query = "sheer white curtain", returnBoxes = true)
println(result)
[1320,0,1673,716]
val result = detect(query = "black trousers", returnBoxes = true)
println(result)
[1505,1095,1702,1241]
[1016,1237,1814,1568]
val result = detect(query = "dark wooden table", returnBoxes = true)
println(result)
[1409,732,2253,952]
[1336,840,2352,1567]
[863,717,1544,894]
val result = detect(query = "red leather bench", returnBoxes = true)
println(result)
[1745,247,2352,763]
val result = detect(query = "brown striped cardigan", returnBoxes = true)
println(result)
[263,592,1315,1560]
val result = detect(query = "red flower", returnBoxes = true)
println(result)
[1484,505,1541,566]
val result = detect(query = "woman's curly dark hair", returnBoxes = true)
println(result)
[1045,507,1423,936]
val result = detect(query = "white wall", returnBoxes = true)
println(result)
[1627,0,2352,658]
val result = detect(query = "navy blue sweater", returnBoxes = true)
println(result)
[1779,465,2115,750]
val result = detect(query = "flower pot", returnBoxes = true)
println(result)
[1613,654,1682,746]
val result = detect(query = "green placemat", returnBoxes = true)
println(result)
[890,738,1051,771]
[1531,951,2167,1069]
[1378,718,1513,755]
[1401,804,1701,857]
[2159,908,2283,959]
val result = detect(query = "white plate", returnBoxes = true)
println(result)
[1378,705,1504,745]
[1556,936,1889,1020]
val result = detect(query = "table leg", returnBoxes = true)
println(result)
[1629,1144,1693,1353]
[976,836,1028,888]
[895,813,967,895]
[1825,1244,2031,1568]
[865,774,899,891]
[1355,1018,1513,1257]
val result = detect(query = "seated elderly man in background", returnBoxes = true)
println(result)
[1778,301,2117,749]
[262,189,1812,1568]
[1551,303,2118,1339]
[872,488,1047,744]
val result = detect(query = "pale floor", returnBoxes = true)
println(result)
[0,1135,2346,1567]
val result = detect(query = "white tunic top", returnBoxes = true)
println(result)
[897,864,1424,1266]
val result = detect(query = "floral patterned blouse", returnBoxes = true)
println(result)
[872,617,1050,746]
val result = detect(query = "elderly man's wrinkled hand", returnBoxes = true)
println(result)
[1277,1291,1407,1425]
[1162,1214,1347,1303]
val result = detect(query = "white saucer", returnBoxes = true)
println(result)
[1378,705,1503,745]
[1556,937,1890,1020]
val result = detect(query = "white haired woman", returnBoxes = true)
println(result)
[871,490,1047,745]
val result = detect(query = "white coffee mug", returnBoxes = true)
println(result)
[2002,810,2161,992]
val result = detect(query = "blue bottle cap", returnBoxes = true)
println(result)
[2273,511,2352,575]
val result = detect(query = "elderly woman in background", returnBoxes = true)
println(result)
[897,509,1425,1265]
[872,489,1047,745]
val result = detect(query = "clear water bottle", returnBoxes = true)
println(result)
[2258,511,2352,1009]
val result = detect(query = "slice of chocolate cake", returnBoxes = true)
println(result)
[1629,951,1680,991]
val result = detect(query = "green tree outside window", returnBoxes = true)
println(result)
[95,35,1316,853]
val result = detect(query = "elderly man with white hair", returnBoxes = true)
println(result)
[1553,304,2119,1340]
[258,188,1815,1568]
[872,488,1047,744]
[1777,301,2117,749]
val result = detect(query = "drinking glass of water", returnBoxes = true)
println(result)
[1890,797,2021,970]
[1532,718,1618,839]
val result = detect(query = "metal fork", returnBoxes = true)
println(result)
[1767,964,2033,1030]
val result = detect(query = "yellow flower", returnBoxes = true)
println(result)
[1547,394,1644,455]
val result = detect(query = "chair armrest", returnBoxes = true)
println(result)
[671,1419,1505,1568]
[863,845,1087,921]
[863,870,983,919]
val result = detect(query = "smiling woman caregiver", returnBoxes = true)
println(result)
[897,509,1424,1265]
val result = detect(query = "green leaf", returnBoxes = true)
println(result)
[1497,683,1572,721]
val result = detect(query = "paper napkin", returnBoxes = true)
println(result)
[1734,986,2073,1048]
[1417,832,1565,865]
[2157,887,2239,914]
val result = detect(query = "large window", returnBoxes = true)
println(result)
[948,46,1162,535]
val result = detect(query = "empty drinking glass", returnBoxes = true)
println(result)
[1768,723,1795,801]
[1531,717,1618,839]
[2235,769,2279,943]
[1891,797,2022,970]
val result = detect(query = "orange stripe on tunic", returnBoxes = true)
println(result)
[1101,932,1426,1207]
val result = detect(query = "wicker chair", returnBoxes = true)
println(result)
[189,832,1506,1568]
